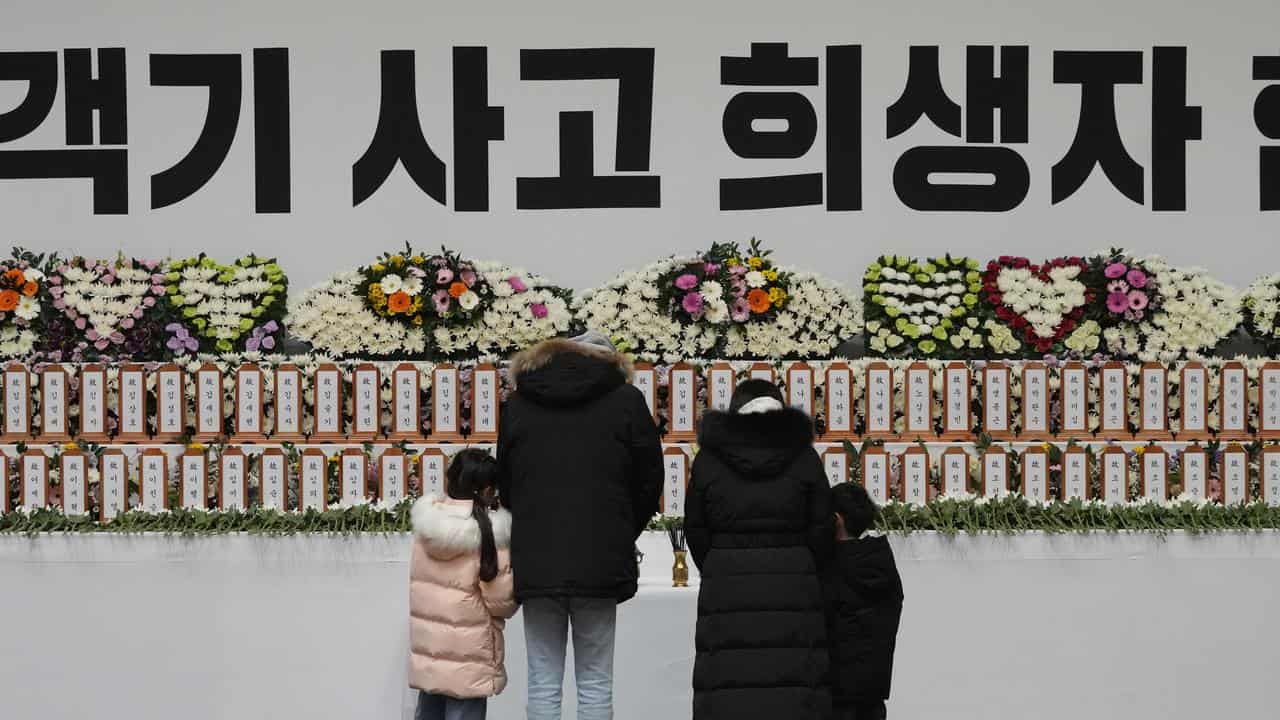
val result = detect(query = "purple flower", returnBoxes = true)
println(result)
[1104,262,1128,279]
[1128,290,1149,311]
[245,321,280,352]
[507,276,528,293]
[681,292,704,315]
[731,298,751,322]
[729,264,748,277]
[165,323,199,355]
[703,263,720,275]
[436,268,454,285]
[1106,280,1129,294]
[460,269,477,287]
[1126,269,1148,288]
[432,289,451,313]
[530,303,548,319]
[675,274,699,291]
[1106,292,1130,313]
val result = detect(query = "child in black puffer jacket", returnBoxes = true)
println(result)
[823,482,905,720]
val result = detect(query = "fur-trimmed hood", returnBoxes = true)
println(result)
[697,407,815,478]
[508,337,633,407]
[411,497,512,560]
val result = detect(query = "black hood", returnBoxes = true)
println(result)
[510,338,629,407]
[833,536,903,603]
[697,407,815,478]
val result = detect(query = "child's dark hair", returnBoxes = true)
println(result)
[445,448,501,582]
[832,482,879,537]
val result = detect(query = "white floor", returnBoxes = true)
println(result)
[1,531,1277,719]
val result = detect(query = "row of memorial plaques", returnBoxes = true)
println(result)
[0,362,498,444]
[0,447,456,517]
[640,360,1277,442]
[647,441,1280,517]
[813,443,1280,508]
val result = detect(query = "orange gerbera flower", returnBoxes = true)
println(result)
[747,288,771,314]
[448,281,468,299]
[387,291,412,313]
[0,290,18,311]
[21,281,37,297]
[3,269,24,285]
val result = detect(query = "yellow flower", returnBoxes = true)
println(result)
[390,255,404,267]
[726,258,740,267]
[747,256,763,269]
[412,315,424,326]
[1041,442,1051,451]
[187,442,205,451]
[768,287,787,303]
[410,255,424,265]
[371,263,385,273]
[1135,446,1146,455]
[763,269,778,281]
[63,442,79,451]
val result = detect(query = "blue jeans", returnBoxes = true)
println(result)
[523,597,617,720]
[415,691,486,720]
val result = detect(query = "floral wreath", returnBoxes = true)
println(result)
[863,255,983,356]
[0,248,50,360]
[1093,250,1162,325]
[45,255,169,359]
[163,254,287,355]
[357,246,491,335]
[658,238,790,326]
[982,256,1093,354]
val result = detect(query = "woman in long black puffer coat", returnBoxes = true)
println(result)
[686,379,834,720]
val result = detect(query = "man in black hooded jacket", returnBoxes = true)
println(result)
[498,331,663,720]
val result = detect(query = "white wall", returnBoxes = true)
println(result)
[1,0,1278,293]
[0,531,1276,720]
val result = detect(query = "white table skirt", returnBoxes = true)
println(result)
[1,531,1277,720]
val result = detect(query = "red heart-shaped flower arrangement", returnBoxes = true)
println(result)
[983,256,1095,353]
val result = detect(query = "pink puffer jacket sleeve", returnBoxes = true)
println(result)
[481,547,517,619]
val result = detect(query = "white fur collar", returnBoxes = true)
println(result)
[411,497,511,558]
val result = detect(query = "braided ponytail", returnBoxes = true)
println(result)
[445,448,501,582]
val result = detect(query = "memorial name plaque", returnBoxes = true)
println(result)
[340,448,367,506]
[861,446,890,505]
[1019,362,1050,440]
[389,363,422,441]
[901,446,930,506]
[706,362,735,413]
[1180,446,1208,501]
[272,364,305,441]
[154,364,186,442]
[1218,362,1249,440]
[431,364,463,442]
[1136,362,1169,439]
[311,363,345,441]
[470,363,500,443]
[981,447,1008,500]
[667,363,697,442]
[1059,361,1090,439]
[1260,362,1280,439]
[1178,362,1209,440]
[632,363,658,422]
[219,448,248,511]
[863,362,894,439]
[1100,446,1129,506]
[786,362,815,418]
[194,364,223,442]
[259,448,289,512]
[21,451,49,509]
[79,364,108,441]
[1020,445,1049,503]
[350,363,381,441]
[823,362,855,440]
[3,364,32,441]
[379,448,408,505]
[180,449,208,510]
[983,362,1012,440]
[418,448,447,500]
[139,449,168,513]
[748,363,776,384]
[299,448,327,511]
[1140,446,1168,502]
[61,451,88,517]
[822,446,849,487]
[99,450,128,521]
[662,446,689,517]
[904,362,933,440]
[1100,362,1129,439]
[941,446,969,497]
[232,365,266,442]
[941,362,972,440]
[38,365,71,441]
[1263,446,1280,507]
[1222,444,1249,505]
[1062,445,1090,501]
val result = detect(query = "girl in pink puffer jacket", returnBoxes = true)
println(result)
[409,449,517,720]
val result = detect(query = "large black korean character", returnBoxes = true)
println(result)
[1053,49,1202,210]
[150,49,291,212]
[454,47,504,212]
[353,50,446,206]
[887,46,1030,212]
[720,43,861,211]
[1255,52,1280,211]
[517,48,659,209]
[0,49,127,214]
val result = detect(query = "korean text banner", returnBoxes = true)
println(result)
[0,0,1277,291]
